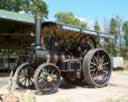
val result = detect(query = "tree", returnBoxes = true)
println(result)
[54,12,87,28]
[94,21,101,46]
[0,0,22,12]
[104,17,119,56]
[122,21,128,59]
[122,21,128,47]
[21,0,48,17]
[116,16,123,50]
[109,18,118,34]
[109,18,118,56]
[0,0,48,18]
[94,21,100,32]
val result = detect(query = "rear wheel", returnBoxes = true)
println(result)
[82,48,112,87]
[16,63,34,89]
[34,63,61,94]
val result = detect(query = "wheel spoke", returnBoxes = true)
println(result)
[28,78,33,86]
[102,66,108,70]
[24,79,27,86]
[90,64,97,69]
[91,70,97,77]
[102,70,108,75]
[93,71,99,80]
[20,78,25,84]
[28,79,30,86]
[100,55,105,64]
[95,70,99,77]
[51,70,55,75]
[90,67,97,72]
[21,79,25,86]
[102,62,109,66]
[94,56,98,64]
[52,75,58,83]
[91,62,97,66]
[47,68,51,73]
[82,49,88,56]
[18,75,25,78]
[97,53,100,62]
[101,71,108,81]
[51,83,56,89]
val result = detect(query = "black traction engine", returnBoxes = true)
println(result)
[15,15,112,94]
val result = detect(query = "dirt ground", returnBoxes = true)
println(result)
[35,73,128,102]
[0,72,128,102]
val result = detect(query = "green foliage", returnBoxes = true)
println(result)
[0,0,22,12]
[103,39,117,56]
[109,18,118,34]
[94,21,100,32]
[94,21,101,46]
[119,48,128,60]
[21,0,48,17]
[0,0,48,18]
[54,12,87,28]
[122,21,128,47]
[105,17,119,56]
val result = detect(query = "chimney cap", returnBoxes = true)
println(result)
[35,14,42,19]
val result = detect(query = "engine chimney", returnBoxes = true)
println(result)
[35,15,42,49]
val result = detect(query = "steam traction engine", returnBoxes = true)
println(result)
[16,16,114,94]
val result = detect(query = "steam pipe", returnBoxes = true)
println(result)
[35,15,42,49]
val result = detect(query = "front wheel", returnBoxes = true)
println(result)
[82,48,112,87]
[34,63,61,94]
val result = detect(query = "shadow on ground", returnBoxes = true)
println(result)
[0,71,10,77]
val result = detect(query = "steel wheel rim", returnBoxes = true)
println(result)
[89,50,111,85]
[18,65,34,88]
[37,65,60,93]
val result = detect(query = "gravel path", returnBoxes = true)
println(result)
[0,73,128,102]
[0,77,9,88]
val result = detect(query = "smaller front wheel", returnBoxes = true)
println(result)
[34,63,61,94]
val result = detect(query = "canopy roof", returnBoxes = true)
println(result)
[0,9,34,24]
[41,22,115,42]
[0,10,35,48]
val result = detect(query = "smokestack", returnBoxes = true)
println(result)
[35,15,42,49]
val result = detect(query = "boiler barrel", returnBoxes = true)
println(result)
[28,49,49,65]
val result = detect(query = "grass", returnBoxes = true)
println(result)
[104,96,128,102]
[114,69,128,75]
[113,60,128,75]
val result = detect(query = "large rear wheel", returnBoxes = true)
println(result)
[82,48,112,87]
